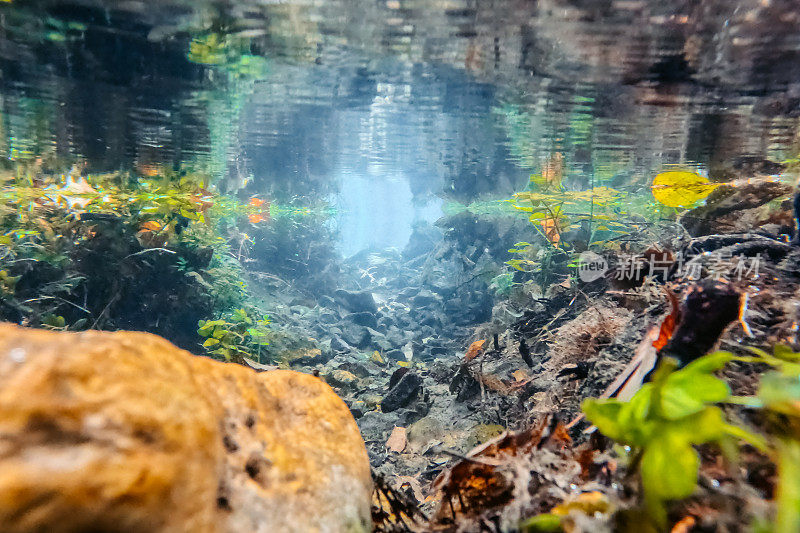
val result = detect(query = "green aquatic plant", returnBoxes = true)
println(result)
[197,307,272,364]
[509,181,625,248]
[582,344,800,530]
[505,242,572,288]
[0,269,19,296]
[738,345,800,533]
[40,313,66,330]
[0,166,255,333]
[488,271,515,296]
[582,352,766,527]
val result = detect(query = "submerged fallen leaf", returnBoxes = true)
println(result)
[512,369,529,382]
[651,170,720,208]
[139,220,164,232]
[478,373,512,394]
[464,339,487,361]
[395,475,425,503]
[550,422,572,448]
[386,426,407,453]
[432,417,562,521]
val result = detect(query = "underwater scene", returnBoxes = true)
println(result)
[1,0,800,532]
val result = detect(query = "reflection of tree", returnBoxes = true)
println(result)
[184,22,271,189]
[4,94,56,162]
[0,0,797,195]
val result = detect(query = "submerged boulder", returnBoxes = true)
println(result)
[0,324,372,533]
[334,289,379,314]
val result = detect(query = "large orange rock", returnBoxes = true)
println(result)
[0,324,372,533]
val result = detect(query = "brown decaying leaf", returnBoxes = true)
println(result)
[478,373,512,394]
[569,290,676,430]
[386,426,407,453]
[395,475,425,504]
[653,288,681,351]
[464,339,487,361]
[512,369,528,382]
[602,288,678,403]
[431,417,575,522]
[551,422,572,449]
[670,515,696,533]
[576,446,596,480]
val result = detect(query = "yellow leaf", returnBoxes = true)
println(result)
[651,170,720,208]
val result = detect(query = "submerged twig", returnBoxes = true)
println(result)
[123,247,176,259]
[21,295,92,315]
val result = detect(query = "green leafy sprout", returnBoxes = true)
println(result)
[578,344,800,531]
[197,308,272,364]
[582,352,767,527]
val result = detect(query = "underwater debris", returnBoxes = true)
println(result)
[680,181,792,237]
[386,426,408,453]
[518,337,533,368]
[464,338,487,361]
[661,280,741,366]
[428,415,591,530]
[372,472,427,533]
[595,281,739,406]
